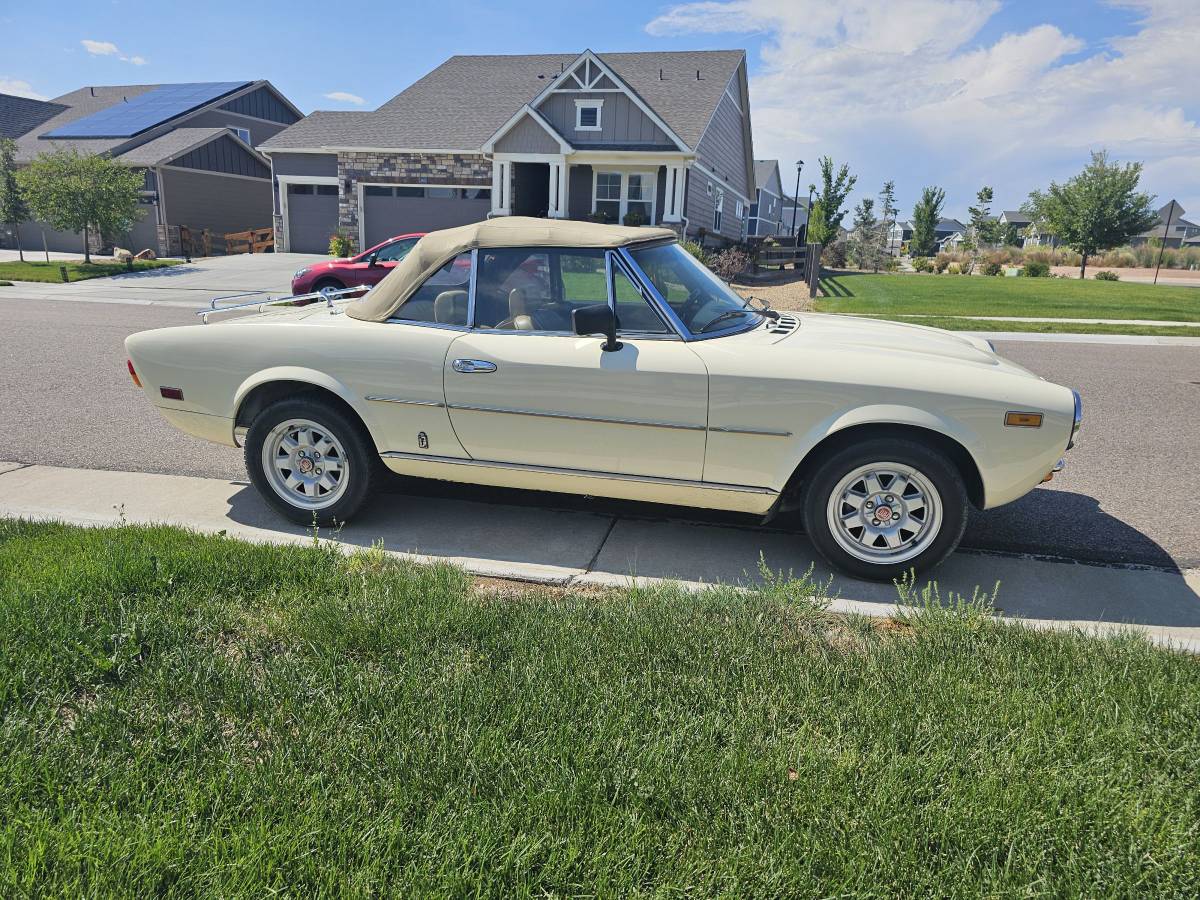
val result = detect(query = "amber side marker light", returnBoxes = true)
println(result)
[126,359,142,388]
[1005,411,1043,428]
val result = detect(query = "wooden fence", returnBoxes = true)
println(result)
[175,225,275,259]
[746,237,824,295]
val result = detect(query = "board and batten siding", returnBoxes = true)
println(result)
[536,92,674,146]
[171,134,270,179]
[494,115,563,154]
[160,167,273,236]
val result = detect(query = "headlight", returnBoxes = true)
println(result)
[1068,389,1082,448]
[293,268,310,279]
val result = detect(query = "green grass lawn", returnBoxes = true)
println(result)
[0,258,181,283]
[816,272,1200,322]
[861,315,1200,337]
[3,520,1199,895]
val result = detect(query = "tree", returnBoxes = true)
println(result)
[16,148,143,262]
[878,180,898,257]
[1023,151,1157,279]
[848,197,885,272]
[910,186,946,257]
[964,185,999,272]
[809,156,857,245]
[0,138,30,262]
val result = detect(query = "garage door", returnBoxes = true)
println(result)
[363,186,491,248]
[286,183,338,253]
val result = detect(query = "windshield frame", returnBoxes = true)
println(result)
[619,239,764,341]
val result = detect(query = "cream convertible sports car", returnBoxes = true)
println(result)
[126,218,1081,581]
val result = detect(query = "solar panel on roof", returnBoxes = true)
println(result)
[44,81,251,139]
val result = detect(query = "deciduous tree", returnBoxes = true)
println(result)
[0,138,30,262]
[16,148,143,263]
[1023,151,1157,279]
[808,156,857,246]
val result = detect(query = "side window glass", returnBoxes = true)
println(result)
[376,239,415,263]
[393,252,472,326]
[474,249,554,330]
[559,251,607,306]
[612,263,669,334]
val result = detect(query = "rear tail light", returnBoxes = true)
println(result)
[126,359,142,387]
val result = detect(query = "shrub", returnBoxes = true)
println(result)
[884,256,900,272]
[983,260,1003,276]
[1023,249,1052,266]
[328,233,354,258]
[1020,261,1050,277]
[821,241,848,268]
[1095,270,1120,281]
[934,253,951,273]
[681,240,709,266]
[622,210,646,227]
[586,211,612,224]
[707,247,751,281]
[912,256,933,273]
[946,263,961,275]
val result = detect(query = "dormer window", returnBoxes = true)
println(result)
[574,100,603,132]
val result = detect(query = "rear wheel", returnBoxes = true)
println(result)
[245,397,377,526]
[802,438,968,582]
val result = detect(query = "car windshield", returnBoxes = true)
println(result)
[628,242,762,335]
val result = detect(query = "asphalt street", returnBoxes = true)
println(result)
[3,296,1198,569]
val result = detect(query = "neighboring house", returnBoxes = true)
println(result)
[887,220,913,253]
[996,210,1031,245]
[259,49,755,253]
[748,159,784,237]
[776,194,809,239]
[0,81,301,255]
[935,219,968,251]
[1130,201,1200,248]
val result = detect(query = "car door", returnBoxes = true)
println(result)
[346,237,420,287]
[443,247,709,481]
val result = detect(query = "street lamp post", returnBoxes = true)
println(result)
[790,160,804,239]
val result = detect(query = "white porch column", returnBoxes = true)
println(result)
[663,164,687,223]
[491,159,511,216]
[547,157,568,218]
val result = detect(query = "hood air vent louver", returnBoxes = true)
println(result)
[767,313,799,335]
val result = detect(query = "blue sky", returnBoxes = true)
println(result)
[3,0,1196,219]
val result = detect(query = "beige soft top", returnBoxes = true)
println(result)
[345,216,676,322]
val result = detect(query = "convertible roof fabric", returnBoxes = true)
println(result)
[345,216,676,322]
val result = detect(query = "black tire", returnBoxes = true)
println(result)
[245,396,378,526]
[801,437,969,582]
[312,277,345,292]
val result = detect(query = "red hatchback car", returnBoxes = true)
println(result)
[290,233,424,296]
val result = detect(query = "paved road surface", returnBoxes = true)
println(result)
[3,297,1198,569]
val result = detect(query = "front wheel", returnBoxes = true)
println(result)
[802,438,968,582]
[245,397,378,526]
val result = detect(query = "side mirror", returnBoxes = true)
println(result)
[365,253,379,267]
[572,303,622,352]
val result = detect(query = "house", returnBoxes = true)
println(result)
[887,220,913,253]
[748,160,784,237]
[0,81,301,255]
[996,210,1031,245]
[886,217,965,253]
[776,194,809,239]
[259,50,755,253]
[1130,201,1200,248]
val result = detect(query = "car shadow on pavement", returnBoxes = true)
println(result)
[223,478,1200,630]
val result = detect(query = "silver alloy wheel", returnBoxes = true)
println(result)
[261,418,349,510]
[825,462,943,565]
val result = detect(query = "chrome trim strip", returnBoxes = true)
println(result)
[708,425,793,437]
[446,402,706,431]
[380,450,778,495]
[365,396,446,407]
[610,249,678,338]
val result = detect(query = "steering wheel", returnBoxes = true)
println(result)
[677,288,707,328]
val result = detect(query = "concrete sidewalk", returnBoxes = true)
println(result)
[2,461,1198,652]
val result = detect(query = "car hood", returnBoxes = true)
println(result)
[786,312,1016,367]
[301,259,351,272]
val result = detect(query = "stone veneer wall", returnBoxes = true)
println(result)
[336,151,492,251]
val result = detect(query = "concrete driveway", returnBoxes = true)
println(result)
[0,252,326,308]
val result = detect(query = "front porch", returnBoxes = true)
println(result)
[489,152,690,227]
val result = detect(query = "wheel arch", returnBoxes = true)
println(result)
[783,417,986,510]
[233,369,378,450]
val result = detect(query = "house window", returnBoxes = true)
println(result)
[592,170,656,225]
[714,191,724,231]
[575,100,603,131]
[229,126,251,145]
[706,181,713,196]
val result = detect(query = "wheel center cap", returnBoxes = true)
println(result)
[296,456,315,475]
[875,505,893,522]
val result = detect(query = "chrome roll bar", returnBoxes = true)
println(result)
[197,285,370,323]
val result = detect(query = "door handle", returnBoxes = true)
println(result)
[452,358,498,374]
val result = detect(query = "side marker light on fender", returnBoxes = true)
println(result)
[1005,411,1043,428]
[160,387,184,401]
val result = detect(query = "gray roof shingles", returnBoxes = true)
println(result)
[115,127,245,166]
[12,84,162,161]
[0,93,66,140]
[260,50,745,154]
[753,159,779,192]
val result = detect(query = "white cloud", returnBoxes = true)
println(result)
[646,0,1200,216]
[81,39,119,56]
[323,91,365,105]
[80,39,148,65]
[0,77,48,100]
